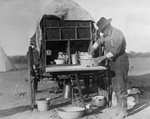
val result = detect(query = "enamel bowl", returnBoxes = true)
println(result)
[54,59,65,64]
[57,106,85,119]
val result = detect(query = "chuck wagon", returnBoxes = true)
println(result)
[27,0,111,110]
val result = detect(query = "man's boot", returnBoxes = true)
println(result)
[122,97,127,109]
[115,96,128,118]
[116,96,122,107]
[118,97,128,118]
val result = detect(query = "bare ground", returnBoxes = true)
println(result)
[0,57,150,119]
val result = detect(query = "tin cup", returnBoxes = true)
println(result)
[46,50,52,56]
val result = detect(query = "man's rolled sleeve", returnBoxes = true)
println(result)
[110,33,125,57]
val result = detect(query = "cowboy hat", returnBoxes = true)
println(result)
[96,17,112,32]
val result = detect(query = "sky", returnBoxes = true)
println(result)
[0,0,150,56]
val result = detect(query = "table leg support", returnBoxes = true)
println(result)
[75,73,86,109]
[106,66,112,107]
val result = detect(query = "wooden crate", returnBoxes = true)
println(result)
[45,20,59,27]
[77,21,91,27]
[45,28,60,40]
[61,28,75,39]
[77,28,90,39]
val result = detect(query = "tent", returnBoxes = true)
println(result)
[33,0,95,53]
[0,47,15,72]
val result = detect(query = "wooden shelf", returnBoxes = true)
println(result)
[40,15,94,66]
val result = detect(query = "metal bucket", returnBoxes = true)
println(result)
[37,98,51,111]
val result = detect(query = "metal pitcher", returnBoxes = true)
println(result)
[63,84,72,99]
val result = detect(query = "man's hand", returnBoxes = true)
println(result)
[94,56,106,64]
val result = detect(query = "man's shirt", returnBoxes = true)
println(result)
[96,26,126,57]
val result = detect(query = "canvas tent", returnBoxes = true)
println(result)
[0,47,15,72]
[33,0,95,53]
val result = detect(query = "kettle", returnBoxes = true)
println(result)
[62,84,72,99]
[91,96,106,107]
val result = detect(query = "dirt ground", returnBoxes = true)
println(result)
[0,57,150,119]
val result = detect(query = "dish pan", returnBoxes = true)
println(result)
[54,59,65,64]
[57,106,85,119]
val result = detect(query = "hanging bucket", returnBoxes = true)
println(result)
[63,84,72,99]
[37,98,51,111]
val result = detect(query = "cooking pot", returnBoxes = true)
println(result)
[91,96,106,107]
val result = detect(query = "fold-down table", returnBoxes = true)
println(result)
[45,65,107,109]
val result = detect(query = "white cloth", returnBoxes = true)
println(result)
[111,91,136,109]
[106,52,113,59]
[92,42,99,49]
[79,52,92,59]
[127,96,135,109]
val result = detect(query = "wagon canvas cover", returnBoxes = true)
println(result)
[33,0,95,53]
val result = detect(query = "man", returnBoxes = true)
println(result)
[89,17,129,111]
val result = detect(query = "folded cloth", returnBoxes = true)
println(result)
[127,96,135,109]
[79,52,92,59]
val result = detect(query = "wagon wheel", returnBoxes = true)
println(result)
[27,46,36,110]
